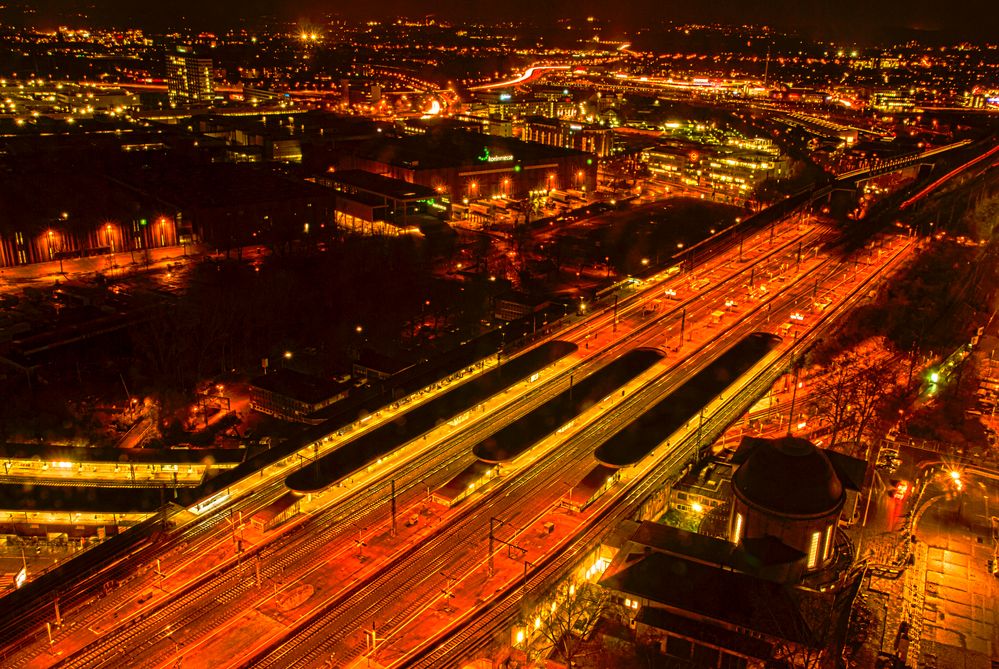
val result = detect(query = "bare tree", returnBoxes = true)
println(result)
[810,348,900,454]
[531,581,607,667]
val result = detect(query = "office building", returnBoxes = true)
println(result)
[522,116,614,158]
[166,45,215,106]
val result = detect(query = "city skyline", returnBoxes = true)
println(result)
[0,6,997,668]
[8,0,999,43]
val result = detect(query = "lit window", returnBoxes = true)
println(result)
[807,531,821,569]
[625,598,631,608]
[824,524,834,560]
[732,512,743,543]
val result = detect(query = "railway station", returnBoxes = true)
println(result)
[286,339,577,494]
[472,348,664,464]
[430,461,498,507]
[594,332,782,467]
[0,445,244,539]
[0,444,244,487]
[563,463,620,512]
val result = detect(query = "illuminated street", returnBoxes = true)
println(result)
[1,6,998,669]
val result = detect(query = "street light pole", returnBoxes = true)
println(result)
[488,517,496,577]
[787,358,801,436]
[390,479,397,537]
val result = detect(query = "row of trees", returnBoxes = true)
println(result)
[807,345,907,456]
[803,170,999,449]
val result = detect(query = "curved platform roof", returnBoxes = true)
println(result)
[286,340,577,493]
[473,348,664,463]
[595,332,780,468]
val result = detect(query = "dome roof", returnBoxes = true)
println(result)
[732,436,844,517]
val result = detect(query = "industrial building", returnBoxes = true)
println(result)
[249,369,351,423]
[315,169,442,235]
[343,130,597,202]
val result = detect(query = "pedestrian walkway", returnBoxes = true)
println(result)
[0,244,202,293]
[915,485,998,669]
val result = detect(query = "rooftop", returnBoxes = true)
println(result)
[327,169,437,201]
[732,436,846,517]
[600,550,815,646]
[352,130,589,171]
[112,159,333,210]
[250,368,350,405]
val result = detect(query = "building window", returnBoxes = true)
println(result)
[720,652,748,669]
[665,636,693,660]
[693,645,720,667]
[824,524,834,560]
[732,512,743,543]
[807,530,821,569]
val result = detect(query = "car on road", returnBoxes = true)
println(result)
[894,480,909,500]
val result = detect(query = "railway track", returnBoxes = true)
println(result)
[238,235,847,668]
[3,219,822,668]
[400,234,916,668]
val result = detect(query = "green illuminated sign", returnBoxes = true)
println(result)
[477,147,514,163]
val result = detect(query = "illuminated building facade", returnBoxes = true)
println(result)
[166,45,215,106]
[467,90,577,121]
[644,143,788,197]
[344,130,596,201]
[521,116,614,158]
[870,90,916,113]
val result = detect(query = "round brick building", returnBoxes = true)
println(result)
[729,436,844,576]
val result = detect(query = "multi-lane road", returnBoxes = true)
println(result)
[1,213,915,669]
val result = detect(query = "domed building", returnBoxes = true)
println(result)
[729,436,854,582]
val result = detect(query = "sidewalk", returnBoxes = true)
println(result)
[0,244,204,293]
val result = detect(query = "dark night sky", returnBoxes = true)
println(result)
[20,0,999,43]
